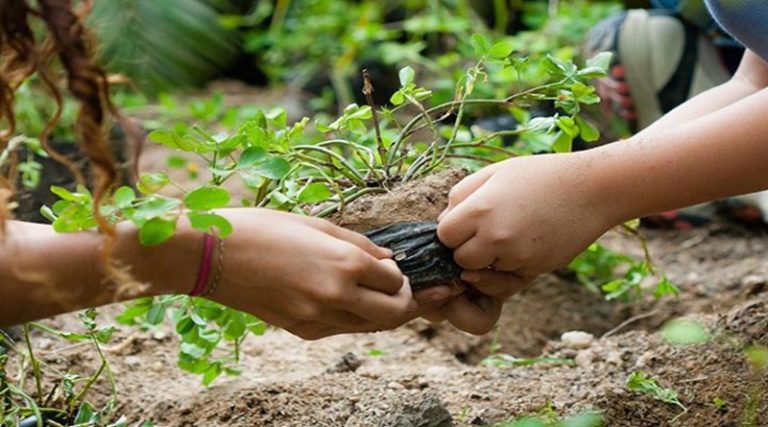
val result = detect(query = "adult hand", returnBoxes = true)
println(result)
[208,209,420,340]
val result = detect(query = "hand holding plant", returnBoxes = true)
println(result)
[205,209,418,340]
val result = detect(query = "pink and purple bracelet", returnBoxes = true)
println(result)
[189,233,224,297]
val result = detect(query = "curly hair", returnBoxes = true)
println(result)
[0,0,142,295]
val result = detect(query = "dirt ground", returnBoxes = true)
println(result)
[11,86,768,426]
[28,185,768,426]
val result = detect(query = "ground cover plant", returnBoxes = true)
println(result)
[2,1,766,426]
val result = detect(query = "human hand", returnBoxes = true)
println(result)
[429,154,616,333]
[206,209,420,340]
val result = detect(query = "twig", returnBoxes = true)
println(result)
[362,70,387,167]
[602,310,660,339]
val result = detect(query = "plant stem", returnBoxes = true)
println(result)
[362,70,387,172]
[315,187,387,217]
[388,80,565,166]
[22,325,43,401]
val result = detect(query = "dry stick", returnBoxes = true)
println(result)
[362,70,387,168]
[601,309,660,339]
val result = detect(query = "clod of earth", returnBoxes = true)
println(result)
[365,222,462,291]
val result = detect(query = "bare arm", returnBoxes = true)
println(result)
[0,210,423,340]
[434,50,768,335]
[0,221,195,326]
[639,50,768,137]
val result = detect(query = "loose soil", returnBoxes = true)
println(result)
[11,87,768,425]
[25,168,768,426]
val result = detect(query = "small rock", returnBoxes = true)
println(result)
[741,274,765,287]
[124,355,141,367]
[606,351,623,366]
[326,352,362,374]
[152,330,169,341]
[388,395,452,427]
[560,331,594,350]
[424,366,451,380]
[742,275,766,295]
[635,351,655,368]
[387,381,406,391]
[574,350,595,369]
[37,338,53,350]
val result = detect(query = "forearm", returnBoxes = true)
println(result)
[0,221,196,326]
[584,85,768,224]
[639,51,768,137]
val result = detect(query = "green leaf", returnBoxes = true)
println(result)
[51,186,89,204]
[149,129,179,149]
[390,90,405,106]
[40,205,57,223]
[184,187,231,210]
[488,41,514,59]
[654,275,680,298]
[187,211,234,237]
[661,319,710,345]
[114,186,136,209]
[586,51,613,72]
[176,316,195,335]
[552,131,573,153]
[202,362,223,386]
[253,157,291,180]
[74,402,96,424]
[298,183,332,203]
[146,304,166,325]
[131,197,181,222]
[139,217,177,246]
[744,345,768,370]
[556,117,579,137]
[138,172,170,194]
[470,33,490,56]
[95,326,116,343]
[167,155,188,169]
[239,146,269,168]
[576,116,600,142]
[399,66,415,87]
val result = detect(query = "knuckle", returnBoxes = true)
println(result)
[447,187,463,205]
[291,303,321,320]
[316,284,346,304]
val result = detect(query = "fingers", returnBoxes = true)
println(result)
[421,309,448,324]
[461,270,531,299]
[354,257,405,295]
[412,284,464,304]
[443,292,502,335]
[346,276,417,327]
[314,218,393,259]
[439,164,500,220]
[452,236,497,270]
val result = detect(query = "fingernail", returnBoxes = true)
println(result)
[380,247,394,258]
[461,271,481,283]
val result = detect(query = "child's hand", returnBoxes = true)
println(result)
[208,209,419,340]
[432,154,617,331]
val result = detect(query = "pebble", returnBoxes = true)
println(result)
[124,355,141,367]
[606,351,623,366]
[424,366,451,380]
[152,330,169,341]
[387,381,406,391]
[635,351,655,368]
[37,338,53,350]
[574,350,595,369]
[741,274,765,287]
[560,331,595,350]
